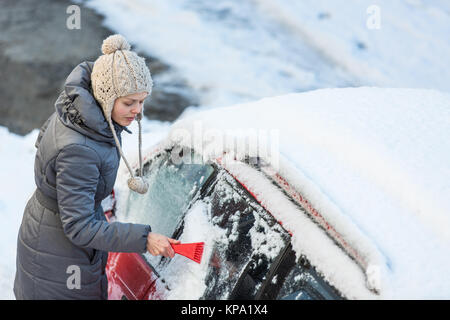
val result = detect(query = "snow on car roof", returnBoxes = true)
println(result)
[166,87,450,299]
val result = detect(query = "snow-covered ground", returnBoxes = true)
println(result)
[0,127,38,299]
[1,0,449,299]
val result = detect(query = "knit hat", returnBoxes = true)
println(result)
[91,34,153,194]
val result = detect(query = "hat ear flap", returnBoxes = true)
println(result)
[104,99,115,122]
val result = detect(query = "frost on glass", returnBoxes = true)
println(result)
[201,177,290,299]
[121,152,214,238]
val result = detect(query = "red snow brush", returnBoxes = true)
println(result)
[171,242,204,264]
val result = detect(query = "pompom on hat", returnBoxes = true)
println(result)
[91,34,153,194]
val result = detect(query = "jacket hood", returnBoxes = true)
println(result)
[55,61,131,145]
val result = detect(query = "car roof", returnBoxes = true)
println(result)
[164,87,450,299]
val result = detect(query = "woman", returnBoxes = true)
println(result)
[14,34,179,300]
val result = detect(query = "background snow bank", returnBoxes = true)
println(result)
[0,127,39,300]
[255,0,450,92]
[85,0,450,110]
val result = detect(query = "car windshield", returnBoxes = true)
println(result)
[118,150,215,238]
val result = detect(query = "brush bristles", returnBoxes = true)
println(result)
[193,244,204,263]
[171,242,204,264]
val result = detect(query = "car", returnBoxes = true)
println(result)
[104,145,347,300]
[104,87,450,300]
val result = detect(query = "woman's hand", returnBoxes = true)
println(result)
[146,232,180,258]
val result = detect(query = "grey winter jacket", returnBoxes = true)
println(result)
[14,61,151,300]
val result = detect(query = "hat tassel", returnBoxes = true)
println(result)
[108,114,148,194]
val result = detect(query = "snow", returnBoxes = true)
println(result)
[165,87,450,299]
[255,0,450,92]
[0,127,39,300]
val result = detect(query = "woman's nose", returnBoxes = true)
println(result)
[131,104,142,114]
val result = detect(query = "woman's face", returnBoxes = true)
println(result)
[112,91,148,126]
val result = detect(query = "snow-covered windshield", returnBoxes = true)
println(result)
[120,151,215,238]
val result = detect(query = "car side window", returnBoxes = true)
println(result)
[201,175,290,300]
